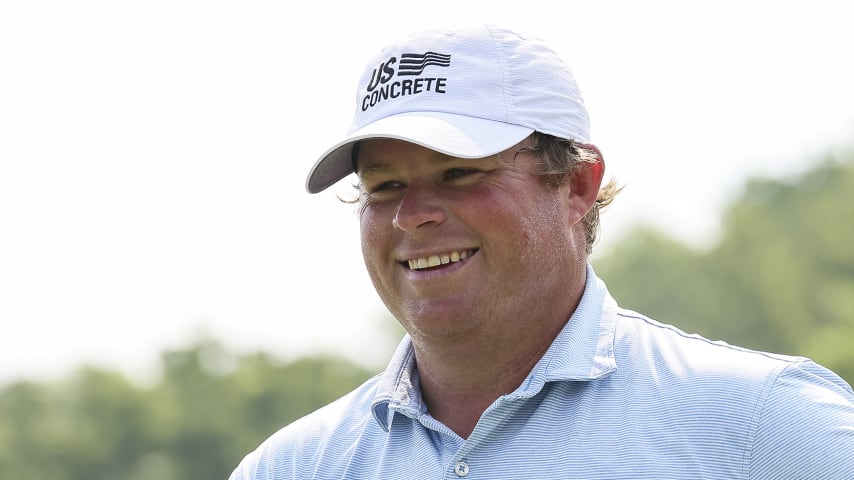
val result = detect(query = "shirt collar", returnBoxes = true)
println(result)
[372,335,420,431]
[371,263,618,431]
[522,263,618,392]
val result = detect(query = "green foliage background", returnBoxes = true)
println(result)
[0,342,375,480]
[1,147,852,479]
[594,148,854,383]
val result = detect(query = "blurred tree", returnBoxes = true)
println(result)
[595,149,854,384]
[0,368,154,480]
[0,339,375,480]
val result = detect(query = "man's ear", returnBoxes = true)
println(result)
[564,143,605,224]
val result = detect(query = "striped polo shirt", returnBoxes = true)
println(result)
[229,264,854,479]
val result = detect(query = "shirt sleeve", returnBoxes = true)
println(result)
[749,359,854,480]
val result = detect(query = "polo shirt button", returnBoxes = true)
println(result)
[454,460,469,477]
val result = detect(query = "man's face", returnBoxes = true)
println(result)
[357,137,582,346]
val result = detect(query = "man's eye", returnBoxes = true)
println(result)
[369,180,403,193]
[444,168,478,181]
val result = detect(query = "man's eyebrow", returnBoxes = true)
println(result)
[356,163,390,177]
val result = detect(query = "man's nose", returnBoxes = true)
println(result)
[392,184,447,232]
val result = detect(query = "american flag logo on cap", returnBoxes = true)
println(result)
[397,52,452,76]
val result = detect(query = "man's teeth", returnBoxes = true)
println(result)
[407,250,473,270]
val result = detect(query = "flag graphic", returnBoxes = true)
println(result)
[397,52,452,76]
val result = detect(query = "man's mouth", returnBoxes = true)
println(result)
[404,249,477,270]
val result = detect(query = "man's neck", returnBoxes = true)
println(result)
[412,310,572,439]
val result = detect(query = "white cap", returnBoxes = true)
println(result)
[305,24,590,193]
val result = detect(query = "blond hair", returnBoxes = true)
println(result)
[519,132,621,255]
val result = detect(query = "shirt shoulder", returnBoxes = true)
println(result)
[614,307,808,380]
[611,308,854,479]
[749,359,854,479]
[228,373,385,480]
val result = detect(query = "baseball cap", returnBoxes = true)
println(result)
[305,24,590,194]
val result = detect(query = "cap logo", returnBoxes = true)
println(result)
[362,51,451,112]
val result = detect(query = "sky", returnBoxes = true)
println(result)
[1,1,853,385]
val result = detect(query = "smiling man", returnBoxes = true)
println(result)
[229,25,854,479]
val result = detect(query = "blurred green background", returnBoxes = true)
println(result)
[2,146,852,479]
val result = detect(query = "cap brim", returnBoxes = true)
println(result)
[305,111,534,193]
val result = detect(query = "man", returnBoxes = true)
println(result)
[230,25,854,479]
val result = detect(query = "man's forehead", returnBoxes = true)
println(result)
[355,139,459,174]
[355,135,531,174]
